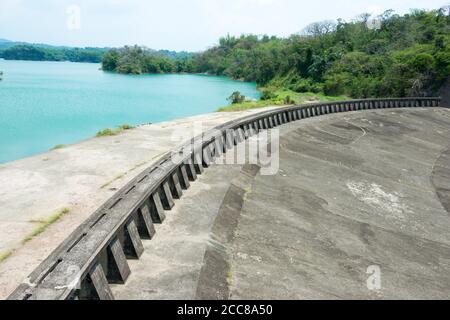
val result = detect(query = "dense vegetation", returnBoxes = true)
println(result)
[0,45,106,63]
[102,46,193,74]
[0,40,192,66]
[103,8,450,99]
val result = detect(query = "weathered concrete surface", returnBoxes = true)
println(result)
[227,108,450,299]
[111,107,450,300]
[111,164,244,299]
[0,107,280,299]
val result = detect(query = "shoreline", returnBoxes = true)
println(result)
[0,60,261,165]
[0,106,280,299]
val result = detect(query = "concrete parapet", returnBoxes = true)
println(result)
[7,97,442,300]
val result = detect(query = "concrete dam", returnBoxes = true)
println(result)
[5,97,450,300]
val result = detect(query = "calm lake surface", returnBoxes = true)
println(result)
[0,60,259,164]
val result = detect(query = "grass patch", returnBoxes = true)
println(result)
[218,87,349,112]
[0,249,14,263]
[118,124,135,130]
[50,144,65,150]
[96,128,117,137]
[100,173,126,189]
[116,173,125,179]
[99,160,149,190]
[226,267,234,285]
[23,208,70,244]
[96,124,135,137]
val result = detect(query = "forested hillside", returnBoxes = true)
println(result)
[102,46,193,73]
[0,42,191,65]
[0,45,106,63]
[103,8,450,98]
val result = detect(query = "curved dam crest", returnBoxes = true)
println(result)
[5,97,449,300]
[0,107,279,299]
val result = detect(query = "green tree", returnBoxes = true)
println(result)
[100,7,450,98]
[227,91,246,104]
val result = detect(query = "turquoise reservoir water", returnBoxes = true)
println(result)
[0,60,259,164]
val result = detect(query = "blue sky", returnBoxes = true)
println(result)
[0,0,448,51]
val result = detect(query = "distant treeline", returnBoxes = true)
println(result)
[103,7,450,98]
[0,43,192,65]
[0,45,106,63]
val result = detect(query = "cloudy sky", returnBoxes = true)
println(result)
[0,0,447,51]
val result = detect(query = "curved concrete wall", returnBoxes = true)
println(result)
[8,97,441,300]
